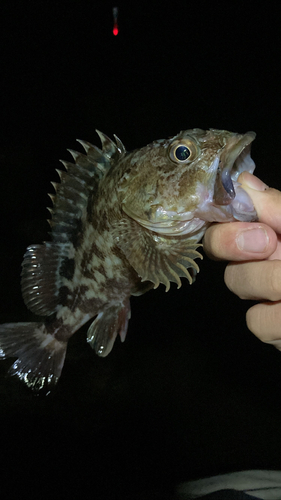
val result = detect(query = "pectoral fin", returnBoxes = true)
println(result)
[113,217,203,292]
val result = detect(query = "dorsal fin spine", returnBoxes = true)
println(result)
[75,139,92,153]
[51,181,59,192]
[48,193,55,204]
[67,149,79,161]
[96,130,119,159]
[76,140,108,173]
[55,169,64,180]
[114,134,126,154]
[56,169,87,189]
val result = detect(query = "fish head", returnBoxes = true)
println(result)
[118,128,257,239]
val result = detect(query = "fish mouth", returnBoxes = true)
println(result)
[213,131,256,206]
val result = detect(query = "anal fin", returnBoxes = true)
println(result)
[87,300,131,357]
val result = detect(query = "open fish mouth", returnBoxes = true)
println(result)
[213,130,256,206]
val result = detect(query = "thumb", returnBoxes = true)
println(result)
[239,172,281,234]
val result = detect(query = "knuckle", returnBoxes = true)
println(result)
[246,305,264,339]
[224,264,241,296]
[246,302,281,342]
[203,226,221,259]
[224,263,248,299]
[245,307,256,335]
[224,265,233,290]
[267,262,281,301]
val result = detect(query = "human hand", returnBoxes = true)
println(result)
[203,172,281,349]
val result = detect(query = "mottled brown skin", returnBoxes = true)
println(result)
[119,129,230,217]
[51,129,249,338]
[0,129,257,390]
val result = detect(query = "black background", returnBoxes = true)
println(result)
[0,2,281,499]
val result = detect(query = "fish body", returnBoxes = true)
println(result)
[0,128,257,391]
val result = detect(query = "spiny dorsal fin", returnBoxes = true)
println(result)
[47,131,126,245]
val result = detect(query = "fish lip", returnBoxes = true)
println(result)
[213,131,256,206]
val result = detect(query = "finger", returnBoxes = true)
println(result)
[239,172,281,234]
[268,234,281,261]
[224,260,281,301]
[203,222,277,261]
[246,301,281,345]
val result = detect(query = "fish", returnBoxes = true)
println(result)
[0,128,257,391]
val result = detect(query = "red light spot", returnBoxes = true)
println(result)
[113,23,119,36]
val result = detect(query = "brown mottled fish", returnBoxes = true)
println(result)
[0,129,257,391]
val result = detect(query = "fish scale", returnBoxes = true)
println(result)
[0,128,257,391]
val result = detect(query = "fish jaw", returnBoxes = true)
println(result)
[197,131,257,222]
[212,131,256,204]
[173,130,258,225]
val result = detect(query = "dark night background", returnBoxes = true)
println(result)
[0,2,281,499]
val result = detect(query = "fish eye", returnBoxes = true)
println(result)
[169,139,199,164]
[174,145,191,161]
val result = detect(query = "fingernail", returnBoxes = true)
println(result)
[240,173,268,191]
[236,227,269,252]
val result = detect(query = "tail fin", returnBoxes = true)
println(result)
[0,322,67,392]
